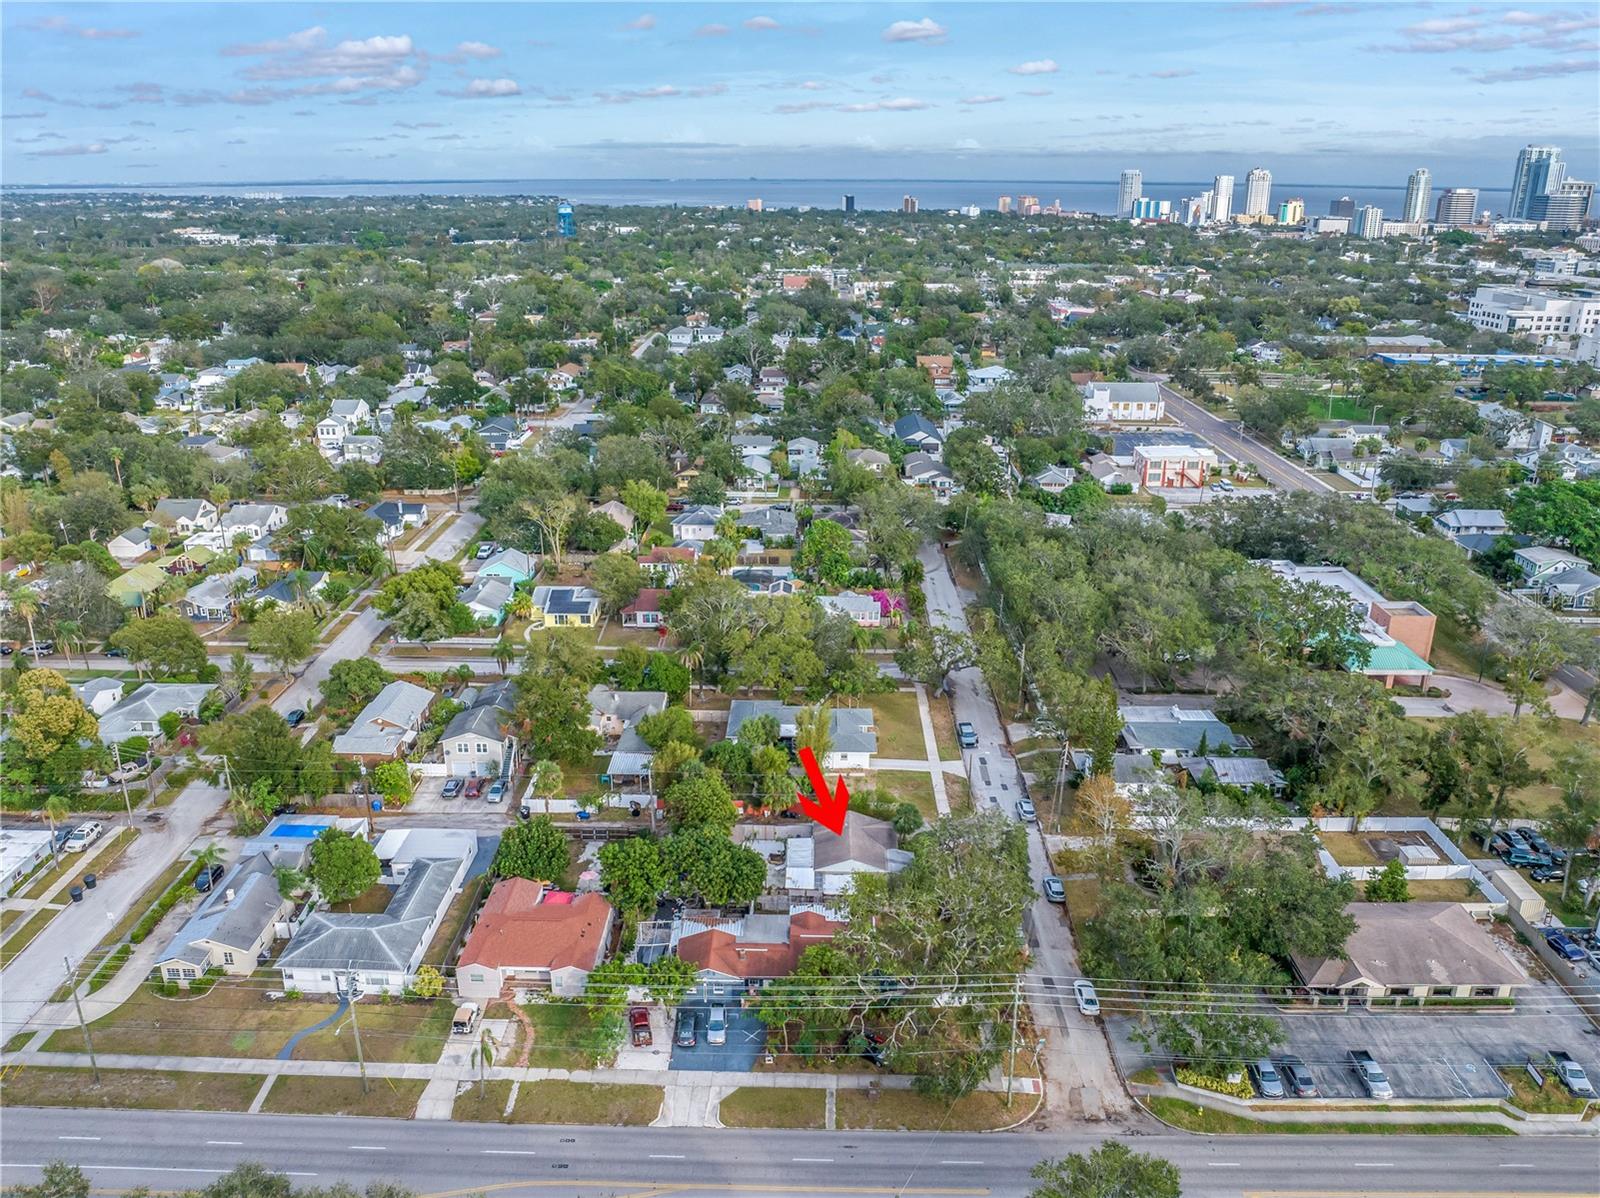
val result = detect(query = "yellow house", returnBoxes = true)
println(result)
[528,585,600,629]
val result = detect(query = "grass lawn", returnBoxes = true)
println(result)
[0,1067,264,1112]
[425,874,487,968]
[261,1074,425,1119]
[718,1086,826,1129]
[293,999,454,1065]
[1318,832,1382,868]
[522,1001,608,1068]
[1498,1067,1590,1115]
[328,883,395,915]
[1513,719,1600,818]
[99,857,192,950]
[1059,877,1103,945]
[562,756,605,798]
[1145,1096,1512,1135]
[0,910,54,966]
[451,1079,516,1122]
[510,1080,662,1125]
[41,980,329,1058]
[944,774,972,814]
[868,771,938,824]
[868,690,930,759]
[1397,879,1479,902]
[835,1087,1031,1131]
[926,692,961,761]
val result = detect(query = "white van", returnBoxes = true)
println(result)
[65,821,106,853]
[706,1006,728,1046]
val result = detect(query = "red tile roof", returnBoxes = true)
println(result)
[457,879,612,973]
[675,910,844,980]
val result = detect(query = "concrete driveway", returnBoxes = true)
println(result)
[669,1002,766,1072]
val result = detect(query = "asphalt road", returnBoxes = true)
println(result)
[1155,383,1335,495]
[2,1108,1592,1197]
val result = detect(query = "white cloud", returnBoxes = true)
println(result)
[744,16,781,32]
[448,41,502,61]
[1149,68,1197,79]
[1009,59,1059,75]
[960,94,1004,105]
[27,141,109,157]
[24,16,138,40]
[442,77,522,98]
[622,14,656,32]
[1472,58,1596,83]
[839,97,931,112]
[695,24,731,37]
[954,138,981,150]
[882,19,947,44]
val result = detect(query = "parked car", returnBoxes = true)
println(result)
[1549,1051,1597,1099]
[270,802,299,818]
[464,777,485,799]
[474,542,495,559]
[22,641,55,657]
[485,779,507,804]
[441,778,463,799]
[194,862,227,892]
[706,1006,728,1046]
[1042,876,1066,903]
[1248,1058,1285,1099]
[1478,828,1512,854]
[109,757,150,784]
[674,1009,698,1048]
[957,721,978,749]
[284,709,307,728]
[1072,979,1100,1017]
[628,1006,652,1047]
[1521,830,1565,863]
[1546,929,1587,962]
[1501,846,1551,868]
[1530,864,1564,883]
[64,822,105,853]
[1015,798,1037,823]
[80,771,111,790]
[1280,1055,1319,1098]
[1349,1049,1394,1100]
[861,1031,889,1067]
[451,1003,481,1037]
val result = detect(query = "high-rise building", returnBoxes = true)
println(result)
[1433,188,1478,227]
[556,201,576,238]
[746,198,764,212]
[1244,168,1272,216]
[1354,205,1384,239]
[1181,192,1213,227]
[1329,195,1356,219]
[1130,197,1172,220]
[902,195,919,214]
[1019,195,1040,216]
[1509,145,1564,219]
[1211,174,1234,223]
[1531,180,1595,231]
[1277,198,1306,226]
[842,194,856,213]
[1118,169,1143,218]
[1402,168,1432,225]
[998,195,1013,214]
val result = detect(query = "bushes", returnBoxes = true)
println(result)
[86,944,133,994]
[1175,1066,1254,1100]
[129,857,207,944]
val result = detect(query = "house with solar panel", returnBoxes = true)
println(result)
[528,584,600,629]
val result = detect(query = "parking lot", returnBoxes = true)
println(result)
[1107,972,1600,1101]
[407,775,515,815]
[668,1000,768,1072]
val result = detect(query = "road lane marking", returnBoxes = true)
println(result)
[4,1164,315,1177]
[648,1154,685,1159]
[205,1142,244,1147]
[1498,1164,1536,1169]
[939,1161,983,1166]
[1206,1163,1241,1168]
[792,1158,835,1163]
[347,1146,387,1152]
[57,1137,101,1142]
[482,1150,538,1156]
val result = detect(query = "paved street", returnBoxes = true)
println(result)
[1154,381,1336,494]
[2,1107,1592,1196]
[0,782,226,1043]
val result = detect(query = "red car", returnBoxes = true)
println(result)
[628,1006,652,1046]
[464,777,485,799]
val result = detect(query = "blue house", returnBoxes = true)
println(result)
[477,548,537,585]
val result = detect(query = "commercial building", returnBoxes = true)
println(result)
[1465,286,1600,340]
[901,195,918,214]
[1130,444,1218,489]
[1354,205,1384,239]
[1433,187,1478,227]
[1130,197,1171,220]
[1328,195,1356,219]
[1081,380,1164,423]
[1244,168,1272,216]
[1531,181,1594,231]
[1261,561,1435,687]
[1211,174,1234,223]
[1277,197,1305,226]
[841,194,855,213]
[1402,168,1432,224]
[1509,145,1564,219]
[998,195,1013,214]
[1118,169,1142,218]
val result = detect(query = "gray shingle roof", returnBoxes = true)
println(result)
[156,853,285,967]
[277,857,459,973]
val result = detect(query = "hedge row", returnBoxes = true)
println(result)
[1175,1066,1255,1100]
[129,856,208,944]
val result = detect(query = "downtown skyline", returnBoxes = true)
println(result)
[2,2,1597,189]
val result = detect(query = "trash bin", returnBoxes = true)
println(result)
[69,885,84,903]
[370,798,383,812]
[83,874,96,890]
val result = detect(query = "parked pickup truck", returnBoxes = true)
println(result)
[1349,1049,1395,1099]
[1549,1051,1597,1099]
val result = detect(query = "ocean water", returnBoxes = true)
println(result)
[14,177,1508,218]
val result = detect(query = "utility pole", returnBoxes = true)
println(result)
[66,956,101,1084]
[112,744,134,830]
[1005,972,1021,1107]
[345,970,369,1094]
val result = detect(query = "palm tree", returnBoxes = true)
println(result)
[492,636,516,676]
[56,620,82,670]
[228,572,255,623]
[678,646,704,702]
[43,795,71,868]
[507,589,534,624]
[108,446,124,489]
[11,587,41,657]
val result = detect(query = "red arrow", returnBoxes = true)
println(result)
[796,746,850,834]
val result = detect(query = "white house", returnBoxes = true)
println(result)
[818,591,884,628]
[107,527,154,566]
[1030,464,1078,494]
[726,700,877,772]
[441,682,519,779]
[154,498,219,535]
[98,682,217,744]
[1082,381,1165,423]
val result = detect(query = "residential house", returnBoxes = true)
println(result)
[455,879,615,1000]
[528,585,600,629]
[731,566,800,595]
[588,686,668,791]
[332,680,434,760]
[373,827,478,882]
[76,678,125,717]
[369,500,427,545]
[1082,381,1165,423]
[98,682,217,745]
[1132,444,1217,489]
[257,570,328,609]
[1291,903,1528,1004]
[1118,705,1245,762]
[787,436,821,477]
[1436,509,1509,541]
[1539,566,1600,611]
[671,907,846,997]
[591,500,634,539]
[1177,755,1286,795]
[107,527,154,566]
[738,505,797,544]
[818,591,885,628]
[893,413,944,454]
[1513,546,1589,586]
[670,505,723,544]
[276,853,470,996]
[844,448,892,475]
[180,567,257,622]
[316,399,371,452]
[341,436,384,464]
[621,588,668,630]
[441,681,519,779]
[916,354,954,386]
[726,700,877,772]
[476,548,538,585]
[902,451,955,497]
[155,852,292,986]
[154,498,219,535]
[1085,455,1128,490]
[1030,464,1078,494]
[460,575,514,625]
[966,364,1015,392]
[215,504,287,548]
[477,416,532,454]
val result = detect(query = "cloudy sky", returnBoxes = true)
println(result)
[3,2,1596,188]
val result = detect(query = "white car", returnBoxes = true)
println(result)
[65,821,106,853]
[706,1006,728,1045]
[1073,979,1100,1017]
